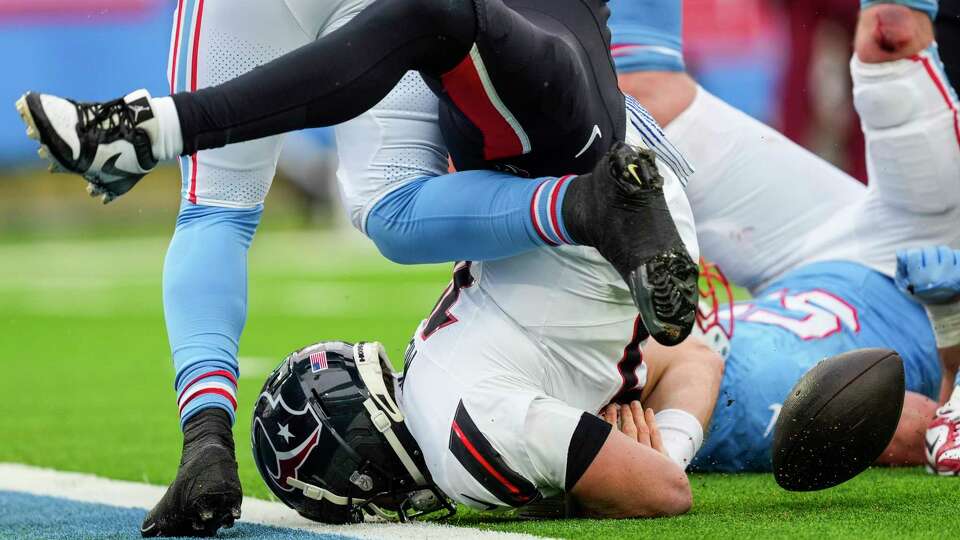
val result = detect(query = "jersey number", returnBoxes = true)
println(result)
[736,289,860,340]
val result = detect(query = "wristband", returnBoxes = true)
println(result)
[654,408,703,470]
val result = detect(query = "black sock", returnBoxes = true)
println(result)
[560,173,595,246]
[181,408,234,463]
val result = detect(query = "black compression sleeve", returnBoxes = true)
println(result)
[565,412,612,492]
[173,0,477,155]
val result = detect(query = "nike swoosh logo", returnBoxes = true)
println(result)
[627,163,643,186]
[575,124,602,158]
[101,153,137,181]
[926,435,940,456]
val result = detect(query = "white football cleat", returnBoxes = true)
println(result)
[925,406,960,476]
[15,89,159,203]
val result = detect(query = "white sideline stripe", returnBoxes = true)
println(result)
[0,464,542,540]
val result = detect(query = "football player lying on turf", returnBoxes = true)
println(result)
[15,0,702,535]
[608,0,960,473]
[335,0,958,517]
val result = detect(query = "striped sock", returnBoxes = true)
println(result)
[176,367,238,429]
[528,175,576,247]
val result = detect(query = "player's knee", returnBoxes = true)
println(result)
[367,226,420,265]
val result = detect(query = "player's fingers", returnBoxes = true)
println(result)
[629,401,651,447]
[601,404,618,428]
[620,403,638,441]
[646,408,666,455]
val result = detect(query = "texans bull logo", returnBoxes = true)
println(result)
[254,391,323,492]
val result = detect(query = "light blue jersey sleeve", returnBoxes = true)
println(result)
[163,202,262,429]
[693,261,940,472]
[607,0,684,73]
[365,172,575,264]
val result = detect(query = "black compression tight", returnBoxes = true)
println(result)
[172,0,477,155]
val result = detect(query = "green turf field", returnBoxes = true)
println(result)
[1,230,954,539]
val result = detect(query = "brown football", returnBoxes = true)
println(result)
[772,348,905,491]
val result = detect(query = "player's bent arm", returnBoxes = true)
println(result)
[616,71,698,128]
[163,202,262,427]
[639,337,724,468]
[570,428,691,518]
[876,391,938,466]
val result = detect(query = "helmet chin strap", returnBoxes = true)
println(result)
[286,477,367,506]
[355,342,428,486]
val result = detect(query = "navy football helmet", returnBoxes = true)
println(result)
[251,341,454,524]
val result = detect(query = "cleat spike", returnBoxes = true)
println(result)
[37,146,49,159]
[230,507,241,519]
[199,510,214,522]
[26,126,37,140]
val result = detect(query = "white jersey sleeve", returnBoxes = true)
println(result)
[665,87,865,291]
[333,71,450,231]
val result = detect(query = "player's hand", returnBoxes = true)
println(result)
[896,246,960,305]
[601,402,667,455]
[855,3,934,64]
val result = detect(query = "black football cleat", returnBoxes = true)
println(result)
[15,89,159,204]
[563,142,698,346]
[141,409,242,538]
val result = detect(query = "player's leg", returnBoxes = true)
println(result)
[166,0,476,157]
[140,1,328,536]
[609,0,867,292]
[15,0,476,197]
[816,1,960,278]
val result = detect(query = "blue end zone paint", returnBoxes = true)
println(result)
[0,491,351,540]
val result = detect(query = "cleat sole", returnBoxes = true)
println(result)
[628,246,699,346]
[16,95,40,142]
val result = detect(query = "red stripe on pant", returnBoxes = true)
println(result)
[441,50,524,161]
[187,0,206,204]
[170,0,186,94]
[451,420,524,496]
[911,53,960,150]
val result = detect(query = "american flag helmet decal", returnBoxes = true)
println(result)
[309,351,329,373]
